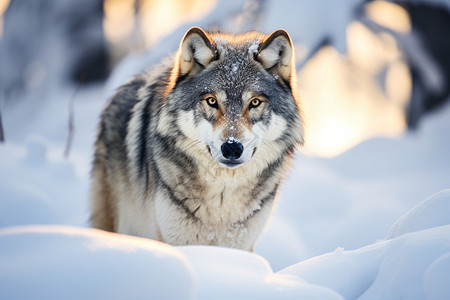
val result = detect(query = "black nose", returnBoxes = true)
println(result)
[221,139,243,160]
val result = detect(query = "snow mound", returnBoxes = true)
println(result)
[281,225,450,300]
[180,246,343,300]
[1,191,450,299]
[386,189,450,239]
[280,191,450,300]
[0,226,343,300]
[360,225,450,300]
[279,243,384,299]
[0,226,195,300]
[424,252,450,300]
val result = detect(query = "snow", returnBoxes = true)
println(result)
[424,252,450,300]
[0,226,195,300]
[248,42,259,55]
[359,226,450,300]
[280,189,450,299]
[386,190,450,239]
[1,191,450,299]
[180,246,342,300]
[1,0,450,299]
[281,224,450,300]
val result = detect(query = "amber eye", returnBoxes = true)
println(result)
[206,97,218,109]
[249,98,262,109]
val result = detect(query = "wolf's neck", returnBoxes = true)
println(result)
[185,155,283,226]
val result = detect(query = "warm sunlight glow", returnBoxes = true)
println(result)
[346,22,401,74]
[0,0,10,38]
[365,0,411,33]
[298,44,408,157]
[297,20,411,157]
[1,225,181,256]
[103,0,217,62]
[386,60,412,108]
[103,0,136,44]
[139,0,217,48]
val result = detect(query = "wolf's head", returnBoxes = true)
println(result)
[164,27,303,170]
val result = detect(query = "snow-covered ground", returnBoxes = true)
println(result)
[1,0,450,299]
[1,188,450,299]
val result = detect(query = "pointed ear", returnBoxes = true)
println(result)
[178,27,217,77]
[256,29,295,83]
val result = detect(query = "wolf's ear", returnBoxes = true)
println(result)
[256,29,294,83]
[177,27,217,77]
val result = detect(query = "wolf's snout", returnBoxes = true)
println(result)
[221,138,243,160]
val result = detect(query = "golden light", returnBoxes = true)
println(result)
[365,0,411,33]
[103,0,217,63]
[138,0,217,48]
[1,225,183,256]
[385,60,412,108]
[103,0,136,44]
[0,0,10,38]
[298,18,411,157]
[346,21,401,74]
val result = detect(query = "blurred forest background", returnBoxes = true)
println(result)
[1,0,449,158]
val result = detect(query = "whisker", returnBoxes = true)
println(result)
[183,139,203,151]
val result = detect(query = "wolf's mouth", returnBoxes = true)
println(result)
[220,160,243,169]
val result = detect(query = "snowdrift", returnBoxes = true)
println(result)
[1,190,450,300]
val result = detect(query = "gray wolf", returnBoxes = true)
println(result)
[90,27,303,251]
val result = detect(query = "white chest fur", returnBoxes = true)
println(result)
[154,187,273,251]
[153,164,274,251]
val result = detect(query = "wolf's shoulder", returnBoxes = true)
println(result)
[102,76,146,123]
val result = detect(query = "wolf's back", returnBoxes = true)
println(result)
[90,77,147,231]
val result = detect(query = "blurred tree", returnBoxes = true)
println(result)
[0,108,4,142]
[404,2,450,128]
[0,0,109,104]
[360,0,450,129]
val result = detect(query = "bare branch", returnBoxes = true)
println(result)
[64,74,86,158]
[0,107,4,143]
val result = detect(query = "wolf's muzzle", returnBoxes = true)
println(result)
[221,138,243,160]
